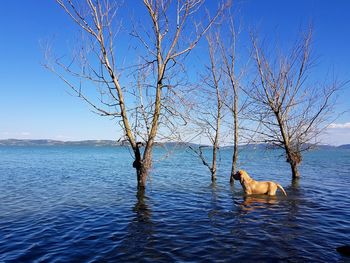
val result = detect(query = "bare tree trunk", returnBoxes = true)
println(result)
[230,130,238,183]
[137,75,163,188]
[290,161,300,179]
[134,135,156,189]
[139,159,151,189]
[275,111,302,179]
[211,150,217,182]
[230,84,239,184]
[285,148,301,179]
[212,127,219,182]
[211,143,217,181]
[218,14,241,185]
[274,110,302,179]
[211,76,222,182]
[132,142,143,188]
[133,144,152,189]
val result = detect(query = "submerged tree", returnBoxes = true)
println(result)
[189,31,226,182]
[47,0,223,189]
[219,14,241,184]
[190,14,249,183]
[248,30,341,179]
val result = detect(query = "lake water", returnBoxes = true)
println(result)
[0,146,349,262]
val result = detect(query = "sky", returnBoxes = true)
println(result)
[0,0,349,145]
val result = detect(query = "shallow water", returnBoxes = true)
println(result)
[0,146,349,262]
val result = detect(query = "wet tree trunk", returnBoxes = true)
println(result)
[211,99,221,182]
[278,140,301,179]
[211,145,218,182]
[133,142,143,189]
[137,166,148,189]
[230,83,239,184]
[132,142,152,189]
[285,148,301,179]
[290,161,300,179]
[133,75,162,189]
[273,111,302,179]
[134,155,151,189]
[230,142,238,184]
[139,150,152,189]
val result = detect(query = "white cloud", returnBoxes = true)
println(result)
[327,122,350,129]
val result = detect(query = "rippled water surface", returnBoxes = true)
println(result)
[1,146,350,262]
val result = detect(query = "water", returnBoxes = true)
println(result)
[0,146,349,262]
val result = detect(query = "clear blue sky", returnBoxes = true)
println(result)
[0,0,349,144]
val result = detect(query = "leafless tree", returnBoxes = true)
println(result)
[248,30,341,179]
[189,13,252,184]
[46,0,224,189]
[219,13,241,184]
[189,30,226,182]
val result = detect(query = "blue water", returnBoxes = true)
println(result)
[0,146,349,262]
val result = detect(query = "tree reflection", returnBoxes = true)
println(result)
[208,182,219,222]
[291,177,300,190]
[133,188,152,224]
[113,188,153,260]
[210,182,218,202]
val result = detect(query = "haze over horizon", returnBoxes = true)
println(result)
[0,0,349,145]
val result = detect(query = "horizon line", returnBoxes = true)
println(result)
[0,138,348,147]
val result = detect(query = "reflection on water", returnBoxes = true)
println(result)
[134,189,152,222]
[122,189,153,247]
[238,177,302,213]
[291,177,300,189]
[240,195,279,212]
[104,189,157,261]
[0,146,349,262]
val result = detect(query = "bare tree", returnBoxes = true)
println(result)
[189,31,226,182]
[248,30,341,179]
[189,14,251,183]
[46,0,224,189]
[219,14,240,184]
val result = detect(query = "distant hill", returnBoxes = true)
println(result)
[0,139,122,147]
[0,139,197,148]
[221,143,273,150]
[337,144,350,149]
[0,139,348,149]
[201,143,339,150]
